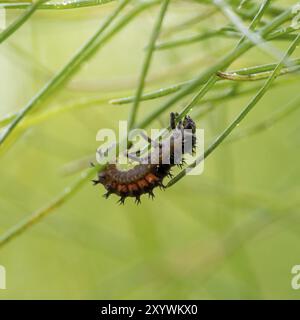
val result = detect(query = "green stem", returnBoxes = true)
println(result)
[193,77,299,120]
[110,78,196,105]
[217,64,300,81]
[226,93,300,143]
[0,0,160,150]
[136,42,251,129]
[128,0,169,130]
[109,47,300,104]
[213,0,280,63]
[235,0,270,47]
[110,58,300,105]
[167,33,300,188]
[0,168,96,247]
[155,4,298,53]
[161,8,218,37]
[0,0,115,10]
[133,8,295,129]
[0,0,47,44]
[153,27,298,51]
[154,28,238,50]
[176,75,218,121]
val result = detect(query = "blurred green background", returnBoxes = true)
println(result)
[0,0,300,299]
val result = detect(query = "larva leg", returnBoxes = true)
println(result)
[158,181,166,190]
[148,189,155,200]
[167,171,173,179]
[117,197,126,205]
[135,195,141,205]
[103,191,111,199]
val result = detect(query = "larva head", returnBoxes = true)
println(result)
[183,115,196,133]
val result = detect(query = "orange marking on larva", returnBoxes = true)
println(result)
[145,173,159,184]
[117,184,127,194]
[128,183,138,193]
[137,179,148,189]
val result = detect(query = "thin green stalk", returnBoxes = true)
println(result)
[123,2,290,154]
[176,75,218,121]
[217,64,300,81]
[171,0,269,124]
[106,65,268,105]
[128,0,169,130]
[167,33,300,188]
[226,58,300,75]
[193,77,299,120]
[0,0,115,10]
[0,0,161,150]
[213,0,285,65]
[138,75,218,143]
[133,18,297,169]
[0,98,111,157]
[110,9,292,109]
[0,0,130,145]
[235,0,270,47]
[0,95,114,131]
[136,42,251,129]
[183,201,300,290]
[0,0,47,44]
[226,93,300,143]
[154,28,238,50]
[110,79,196,104]
[170,0,272,154]
[195,0,285,18]
[0,169,96,247]
[0,114,15,130]
[0,96,104,130]
[109,36,300,104]
[267,26,300,41]
[153,24,299,51]
[161,8,218,37]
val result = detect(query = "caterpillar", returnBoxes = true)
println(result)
[92,112,197,204]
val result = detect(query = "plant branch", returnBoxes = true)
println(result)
[0,0,161,150]
[226,93,300,143]
[167,33,300,188]
[128,0,169,130]
[217,64,300,81]
[0,169,96,247]
[110,58,300,105]
[0,0,115,10]
[0,0,47,44]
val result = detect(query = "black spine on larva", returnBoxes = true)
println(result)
[93,112,197,204]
